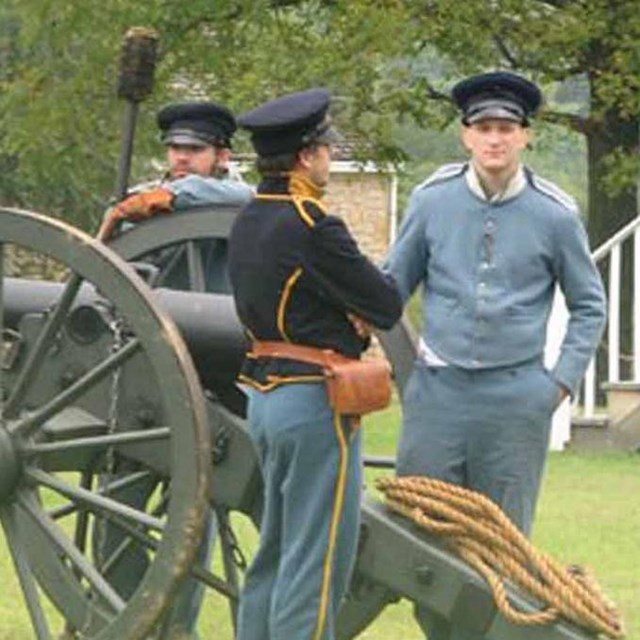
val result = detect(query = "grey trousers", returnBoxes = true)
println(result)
[397,358,558,640]
[237,383,362,640]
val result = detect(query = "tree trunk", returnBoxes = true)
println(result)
[586,113,638,247]
[586,107,639,382]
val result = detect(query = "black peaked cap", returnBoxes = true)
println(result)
[157,101,237,148]
[452,72,542,125]
[237,88,338,156]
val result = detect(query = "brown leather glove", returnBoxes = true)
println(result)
[114,187,174,221]
[99,187,174,240]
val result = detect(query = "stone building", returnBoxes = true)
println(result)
[324,157,398,264]
[238,149,398,261]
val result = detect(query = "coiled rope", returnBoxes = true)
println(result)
[376,476,624,638]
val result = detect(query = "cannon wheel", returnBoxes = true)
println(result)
[0,208,211,639]
[108,206,238,293]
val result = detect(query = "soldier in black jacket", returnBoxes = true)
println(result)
[229,88,401,640]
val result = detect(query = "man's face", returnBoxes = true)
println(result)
[300,144,332,187]
[461,119,530,175]
[167,144,231,178]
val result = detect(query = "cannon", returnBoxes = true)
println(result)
[0,205,602,639]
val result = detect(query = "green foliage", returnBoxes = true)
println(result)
[0,0,637,235]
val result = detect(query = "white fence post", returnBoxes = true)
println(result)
[634,229,640,380]
[545,288,571,450]
[608,245,621,383]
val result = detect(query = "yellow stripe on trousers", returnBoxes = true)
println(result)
[312,411,349,640]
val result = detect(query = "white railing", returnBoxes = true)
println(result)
[581,215,640,418]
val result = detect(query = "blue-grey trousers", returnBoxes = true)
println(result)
[237,383,362,640]
[397,359,558,640]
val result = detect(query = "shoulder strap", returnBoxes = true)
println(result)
[415,162,468,191]
[526,169,579,213]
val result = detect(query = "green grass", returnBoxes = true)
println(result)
[1,403,638,639]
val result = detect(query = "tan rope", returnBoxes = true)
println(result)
[376,476,624,638]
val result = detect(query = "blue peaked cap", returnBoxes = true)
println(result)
[238,88,340,156]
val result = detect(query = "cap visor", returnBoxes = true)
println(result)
[466,107,523,124]
[163,133,209,147]
[314,127,342,145]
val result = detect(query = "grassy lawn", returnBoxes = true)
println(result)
[1,401,638,639]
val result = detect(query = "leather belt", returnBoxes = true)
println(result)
[250,341,353,367]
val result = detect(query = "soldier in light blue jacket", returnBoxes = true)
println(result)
[385,72,606,640]
[97,101,253,639]
[101,101,254,291]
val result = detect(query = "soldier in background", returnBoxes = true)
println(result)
[101,101,253,292]
[98,101,252,639]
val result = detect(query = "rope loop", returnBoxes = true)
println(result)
[376,476,624,639]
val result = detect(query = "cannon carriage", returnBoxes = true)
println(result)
[0,205,601,639]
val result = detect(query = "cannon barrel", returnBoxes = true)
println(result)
[4,277,249,413]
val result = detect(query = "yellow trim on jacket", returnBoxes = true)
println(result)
[277,267,303,340]
[238,373,325,391]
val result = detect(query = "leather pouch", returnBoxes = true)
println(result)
[324,358,392,416]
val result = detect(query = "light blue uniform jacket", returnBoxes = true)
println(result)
[168,173,254,209]
[385,163,606,395]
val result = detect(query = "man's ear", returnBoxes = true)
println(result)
[216,147,232,168]
[297,147,313,170]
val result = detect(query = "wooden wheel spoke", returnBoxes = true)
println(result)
[22,426,169,457]
[110,511,238,600]
[48,470,154,520]
[150,244,187,288]
[25,468,164,533]
[217,508,242,626]
[71,470,94,556]
[17,493,125,614]
[190,562,239,600]
[0,504,52,639]
[94,514,157,579]
[186,241,206,292]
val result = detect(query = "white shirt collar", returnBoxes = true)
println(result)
[466,163,526,203]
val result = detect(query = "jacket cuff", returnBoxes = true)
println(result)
[551,359,584,398]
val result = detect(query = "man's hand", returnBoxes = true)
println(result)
[98,187,174,240]
[347,313,372,339]
[557,386,570,405]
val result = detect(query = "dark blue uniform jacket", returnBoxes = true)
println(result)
[228,175,402,389]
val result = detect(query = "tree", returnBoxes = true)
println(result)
[1,0,638,244]
[0,0,416,227]
[413,0,639,246]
